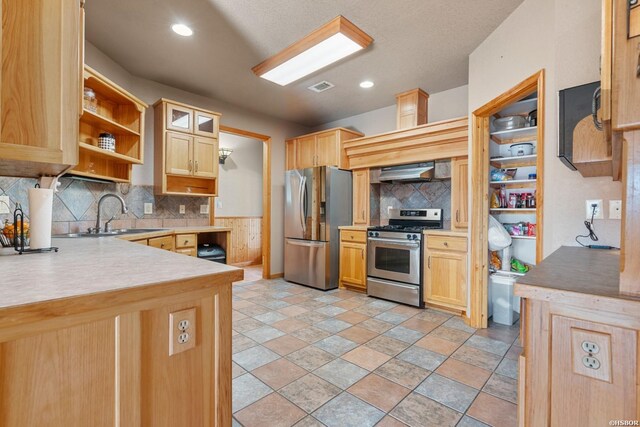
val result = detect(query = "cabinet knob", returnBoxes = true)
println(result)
[428,256,431,269]
[188,160,193,172]
[456,210,460,222]
[444,241,449,247]
[195,161,199,173]
[161,243,165,248]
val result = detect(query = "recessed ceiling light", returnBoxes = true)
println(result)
[172,24,193,37]
[360,80,374,88]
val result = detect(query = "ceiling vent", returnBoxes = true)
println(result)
[307,81,335,93]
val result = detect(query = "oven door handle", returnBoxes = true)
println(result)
[368,237,420,248]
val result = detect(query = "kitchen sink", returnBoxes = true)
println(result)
[55,228,167,238]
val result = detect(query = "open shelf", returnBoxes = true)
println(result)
[490,179,537,188]
[490,208,537,213]
[510,235,537,240]
[79,142,143,165]
[70,66,148,183]
[496,97,538,117]
[81,109,140,136]
[490,155,537,168]
[490,126,537,144]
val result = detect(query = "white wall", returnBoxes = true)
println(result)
[469,0,622,254]
[216,133,263,217]
[313,85,469,135]
[85,43,311,274]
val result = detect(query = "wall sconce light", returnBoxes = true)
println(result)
[219,147,233,164]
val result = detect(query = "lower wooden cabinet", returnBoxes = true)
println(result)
[339,229,367,292]
[423,234,467,310]
[519,298,639,425]
[148,235,175,252]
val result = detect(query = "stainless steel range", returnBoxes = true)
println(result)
[367,208,443,307]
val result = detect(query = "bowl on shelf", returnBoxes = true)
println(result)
[509,143,534,157]
[493,116,526,131]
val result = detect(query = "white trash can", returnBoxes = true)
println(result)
[490,273,520,325]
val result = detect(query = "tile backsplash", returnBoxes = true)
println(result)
[0,177,209,234]
[371,181,452,228]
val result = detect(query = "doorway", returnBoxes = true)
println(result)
[210,125,272,281]
[469,70,545,328]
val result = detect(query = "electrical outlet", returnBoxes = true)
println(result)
[169,308,196,356]
[200,204,209,215]
[609,200,622,220]
[581,341,600,354]
[582,356,601,369]
[144,203,153,215]
[0,195,9,214]
[179,204,186,214]
[585,200,603,220]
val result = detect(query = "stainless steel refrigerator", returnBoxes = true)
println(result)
[284,167,352,290]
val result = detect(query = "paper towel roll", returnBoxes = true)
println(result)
[28,188,53,249]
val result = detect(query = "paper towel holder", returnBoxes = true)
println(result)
[13,203,58,255]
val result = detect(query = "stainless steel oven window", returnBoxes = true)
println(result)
[374,247,411,274]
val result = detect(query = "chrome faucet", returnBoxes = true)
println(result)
[90,193,128,234]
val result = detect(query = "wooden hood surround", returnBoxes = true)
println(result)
[343,117,469,169]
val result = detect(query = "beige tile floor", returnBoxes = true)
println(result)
[231,277,520,427]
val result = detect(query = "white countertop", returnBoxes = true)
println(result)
[0,237,242,310]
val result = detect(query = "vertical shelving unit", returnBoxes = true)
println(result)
[488,94,542,274]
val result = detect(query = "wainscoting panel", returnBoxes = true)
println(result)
[213,216,262,266]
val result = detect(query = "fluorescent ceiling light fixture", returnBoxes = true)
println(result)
[252,16,373,86]
[172,24,193,37]
[359,80,374,88]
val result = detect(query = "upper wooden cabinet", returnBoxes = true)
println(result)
[451,157,469,229]
[396,89,429,130]
[154,99,221,196]
[285,128,364,170]
[70,66,148,183]
[0,0,84,178]
[352,169,370,226]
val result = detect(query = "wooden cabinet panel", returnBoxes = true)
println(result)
[426,235,467,252]
[340,229,366,244]
[352,169,370,226]
[295,135,316,169]
[316,131,338,167]
[612,0,640,130]
[166,132,193,176]
[0,0,82,178]
[451,157,469,229]
[549,315,637,425]
[396,89,429,130]
[285,139,296,170]
[175,233,197,249]
[424,249,467,309]
[166,103,193,133]
[148,235,175,252]
[339,240,367,291]
[194,110,219,138]
[193,137,218,178]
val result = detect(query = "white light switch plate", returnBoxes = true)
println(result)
[215,199,222,209]
[0,195,9,214]
[144,203,153,215]
[200,204,209,214]
[179,205,186,214]
[609,200,622,220]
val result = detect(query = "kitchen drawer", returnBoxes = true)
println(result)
[176,248,197,257]
[426,235,467,252]
[340,230,366,243]
[131,238,148,245]
[175,233,197,249]
[148,235,174,252]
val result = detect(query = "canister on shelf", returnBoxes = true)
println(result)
[83,87,97,113]
[98,132,116,152]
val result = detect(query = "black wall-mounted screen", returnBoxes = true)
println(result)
[558,81,600,171]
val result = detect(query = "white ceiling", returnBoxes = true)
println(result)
[85,0,523,126]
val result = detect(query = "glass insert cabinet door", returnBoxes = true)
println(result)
[166,103,194,133]
[194,110,219,138]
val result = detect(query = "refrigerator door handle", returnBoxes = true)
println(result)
[301,176,307,234]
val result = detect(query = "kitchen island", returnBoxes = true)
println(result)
[515,246,639,426]
[0,237,243,426]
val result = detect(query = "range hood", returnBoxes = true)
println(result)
[379,162,435,183]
